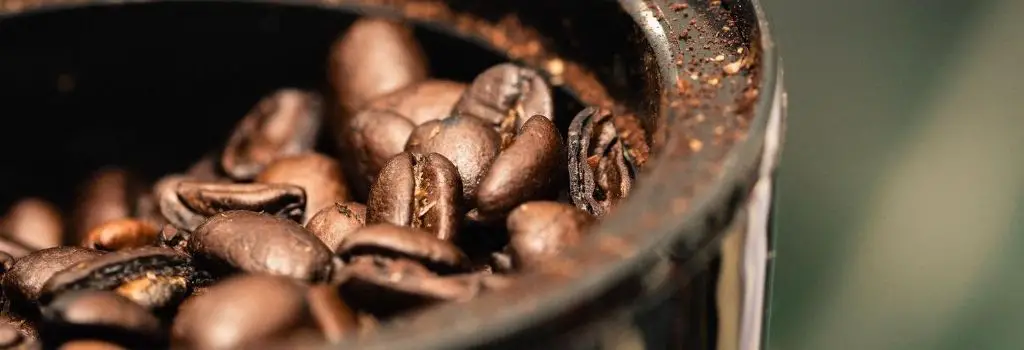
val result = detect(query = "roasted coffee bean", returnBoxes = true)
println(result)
[43,290,161,347]
[58,340,127,350]
[506,201,594,269]
[188,211,333,282]
[175,181,306,226]
[568,107,650,217]
[72,169,145,242]
[0,315,38,349]
[0,238,31,259]
[186,152,228,183]
[81,219,160,251]
[345,109,417,196]
[256,153,351,224]
[337,256,506,318]
[0,251,15,273]
[454,63,553,133]
[171,274,313,350]
[367,152,463,241]
[305,202,366,252]
[2,247,103,315]
[329,18,427,115]
[405,115,501,202]
[221,89,323,181]
[306,285,359,343]
[40,247,192,311]
[337,224,468,273]
[153,176,206,233]
[369,80,466,126]
[475,115,563,218]
[0,198,63,251]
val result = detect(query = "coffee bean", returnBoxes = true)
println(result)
[336,224,468,273]
[153,176,207,233]
[2,247,103,313]
[0,251,15,273]
[328,18,427,115]
[455,63,553,132]
[256,153,351,224]
[405,115,501,202]
[188,211,333,282]
[221,89,323,181]
[58,340,127,350]
[0,323,22,349]
[186,152,228,183]
[81,219,160,251]
[1,198,64,251]
[0,315,37,349]
[175,181,306,226]
[506,201,594,268]
[305,202,366,252]
[568,107,649,217]
[344,109,416,196]
[72,169,145,242]
[171,274,313,350]
[0,238,31,259]
[306,285,359,343]
[367,153,463,241]
[43,290,161,346]
[476,115,563,218]
[41,247,192,311]
[369,80,467,126]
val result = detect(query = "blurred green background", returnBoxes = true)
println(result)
[765,0,1024,349]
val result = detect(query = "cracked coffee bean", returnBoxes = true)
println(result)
[454,63,554,133]
[568,107,650,217]
[221,89,323,181]
[366,152,463,241]
[188,211,333,282]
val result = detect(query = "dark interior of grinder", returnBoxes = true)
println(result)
[0,1,683,348]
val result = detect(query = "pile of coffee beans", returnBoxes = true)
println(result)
[0,17,649,350]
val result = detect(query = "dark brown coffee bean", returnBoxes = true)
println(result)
[567,107,649,217]
[2,247,103,308]
[367,153,463,241]
[188,211,333,282]
[306,285,358,343]
[305,202,366,252]
[455,63,553,133]
[476,115,563,218]
[405,115,501,202]
[153,176,207,233]
[41,247,192,311]
[58,340,126,350]
[43,290,161,339]
[337,224,468,272]
[171,274,313,350]
[255,153,351,224]
[506,201,594,269]
[81,219,160,251]
[72,169,144,242]
[0,315,37,349]
[329,18,427,115]
[221,89,323,181]
[0,198,63,251]
[369,80,467,126]
[175,181,306,226]
[344,109,415,195]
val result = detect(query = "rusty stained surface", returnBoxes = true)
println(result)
[0,0,773,348]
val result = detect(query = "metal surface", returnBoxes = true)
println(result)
[0,0,781,348]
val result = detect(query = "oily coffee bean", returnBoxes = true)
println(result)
[174,181,306,226]
[454,63,554,134]
[475,115,563,218]
[367,152,463,241]
[255,153,351,224]
[337,224,469,273]
[0,198,63,251]
[405,115,501,202]
[2,247,103,309]
[171,274,313,350]
[42,290,162,347]
[306,285,359,343]
[568,107,650,217]
[506,201,595,269]
[0,315,38,349]
[305,202,366,252]
[188,211,333,282]
[72,169,145,242]
[329,18,427,115]
[221,89,323,181]
[81,218,160,251]
[40,247,192,311]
